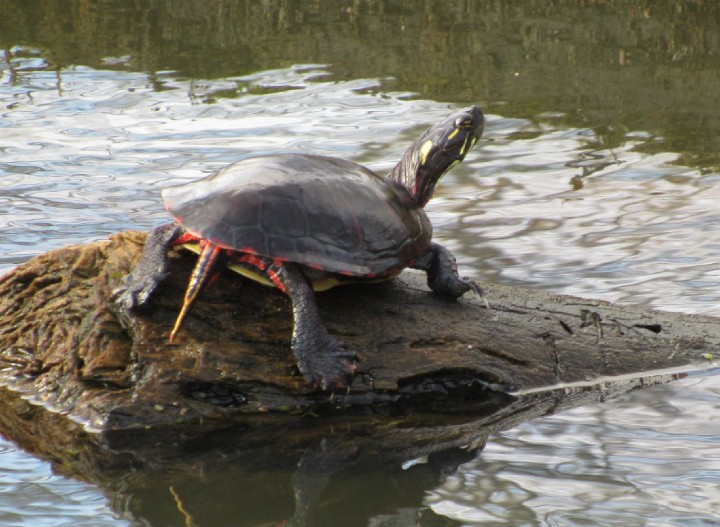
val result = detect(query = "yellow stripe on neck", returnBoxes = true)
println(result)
[419,139,434,165]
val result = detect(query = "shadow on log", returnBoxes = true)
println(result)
[0,231,716,524]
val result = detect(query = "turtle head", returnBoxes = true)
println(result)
[389,106,484,207]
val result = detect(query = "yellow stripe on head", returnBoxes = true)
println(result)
[458,139,466,157]
[444,159,460,174]
[462,136,478,157]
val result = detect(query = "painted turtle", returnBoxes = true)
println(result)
[114,106,485,389]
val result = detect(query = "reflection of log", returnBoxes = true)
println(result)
[0,371,682,527]
[0,231,715,432]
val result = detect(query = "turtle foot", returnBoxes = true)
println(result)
[112,223,182,311]
[412,242,490,306]
[112,273,166,311]
[429,275,490,309]
[435,274,476,299]
[295,334,358,391]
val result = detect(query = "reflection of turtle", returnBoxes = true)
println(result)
[114,106,485,389]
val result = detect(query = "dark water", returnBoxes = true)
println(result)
[1,1,720,525]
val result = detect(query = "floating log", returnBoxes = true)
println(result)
[0,231,716,433]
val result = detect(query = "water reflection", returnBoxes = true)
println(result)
[4,0,720,165]
[0,372,687,527]
[0,438,131,527]
[428,371,720,526]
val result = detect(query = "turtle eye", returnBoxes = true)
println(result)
[456,116,474,130]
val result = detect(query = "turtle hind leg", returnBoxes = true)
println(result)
[411,242,488,307]
[169,242,227,342]
[261,260,357,390]
[113,222,184,310]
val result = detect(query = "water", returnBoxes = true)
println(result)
[1,1,720,525]
[428,372,720,526]
[0,443,128,527]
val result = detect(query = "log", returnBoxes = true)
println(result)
[1,230,717,524]
[0,231,716,433]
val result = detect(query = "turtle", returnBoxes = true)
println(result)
[114,106,485,390]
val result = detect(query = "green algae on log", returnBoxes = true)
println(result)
[0,231,716,432]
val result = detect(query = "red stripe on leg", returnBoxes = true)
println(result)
[266,269,287,294]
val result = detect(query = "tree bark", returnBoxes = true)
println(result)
[0,231,715,432]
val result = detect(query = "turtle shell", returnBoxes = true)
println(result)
[162,154,432,276]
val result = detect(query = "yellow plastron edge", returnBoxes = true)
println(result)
[176,243,395,292]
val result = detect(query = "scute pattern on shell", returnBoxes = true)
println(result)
[162,154,432,276]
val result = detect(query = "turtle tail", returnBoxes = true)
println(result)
[169,241,225,343]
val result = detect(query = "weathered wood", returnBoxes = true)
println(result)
[0,231,716,432]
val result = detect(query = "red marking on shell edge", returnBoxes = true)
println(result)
[172,232,200,246]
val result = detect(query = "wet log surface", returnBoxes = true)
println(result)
[0,231,716,434]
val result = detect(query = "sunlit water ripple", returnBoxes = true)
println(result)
[2,50,720,525]
[427,372,720,526]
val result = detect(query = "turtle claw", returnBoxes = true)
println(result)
[112,273,166,311]
[297,335,358,391]
[112,283,140,311]
[413,242,489,303]
[462,277,490,310]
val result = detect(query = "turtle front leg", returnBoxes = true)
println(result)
[265,261,358,390]
[113,222,184,310]
[411,242,487,303]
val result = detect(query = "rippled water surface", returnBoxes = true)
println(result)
[428,372,720,526]
[0,442,130,527]
[2,1,720,525]
[4,54,720,315]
